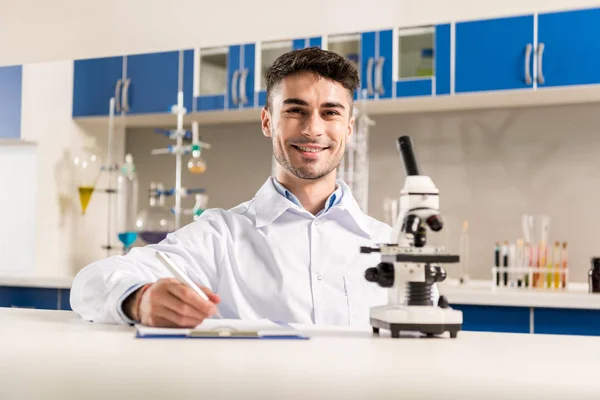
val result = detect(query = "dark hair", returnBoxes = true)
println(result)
[264,47,359,111]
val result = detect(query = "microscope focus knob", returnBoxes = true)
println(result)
[365,267,379,283]
[364,263,394,288]
[434,266,447,283]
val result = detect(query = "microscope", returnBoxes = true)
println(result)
[361,136,462,338]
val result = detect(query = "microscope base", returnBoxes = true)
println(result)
[369,305,462,338]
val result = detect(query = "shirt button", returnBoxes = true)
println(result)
[317,274,323,281]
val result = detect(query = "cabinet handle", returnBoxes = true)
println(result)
[115,79,122,112]
[239,68,248,105]
[366,57,374,96]
[122,78,131,112]
[375,57,385,95]
[231,69,240,105]
[524,43,533,85]
[537,42,545,85]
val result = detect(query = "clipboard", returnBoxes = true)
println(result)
[135,318,310,340]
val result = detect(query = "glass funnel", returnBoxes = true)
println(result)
[72,137,103,215]
[136,183,175,245]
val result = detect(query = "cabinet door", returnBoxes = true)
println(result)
[534,308,600,336]
[73,56,123,117]
[455,15,534,93]
[435,24,452,95]
[259,40,293,107]
[59,289,72,311]
[0,66,22,139]
[241,44,256,109]
[451,304,531,333]
[376,30,393,99]
[360,31,376,99]
[538,8,600,88]
[293,36,323,50]
[0,287,58,310]
[182,49,195,113]
[195,46,228,111]
[227,45,242,109]
[126,51,180,114]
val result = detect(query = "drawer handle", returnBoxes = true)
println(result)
[537,42,545,85]
[231,69,240,106]
[375,57,385,95]
[115,79,122,112]
[524,43,533,85]
[366,57,374,96]
[122,78,131,112]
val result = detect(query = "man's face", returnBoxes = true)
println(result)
[261,71,354,180]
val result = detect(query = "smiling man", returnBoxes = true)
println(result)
[70,47,393,328]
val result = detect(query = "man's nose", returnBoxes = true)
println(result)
[300,111,325,138]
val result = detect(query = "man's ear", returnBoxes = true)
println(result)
[261,107,272,138]
[347,115,355,139]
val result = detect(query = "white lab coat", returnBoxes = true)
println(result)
[70,178,432,327]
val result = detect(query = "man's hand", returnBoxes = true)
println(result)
[126,278,220,327]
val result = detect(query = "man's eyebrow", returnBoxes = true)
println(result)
[283,98,309,106]
[321,102,345,110]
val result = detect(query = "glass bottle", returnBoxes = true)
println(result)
[136,182,175,245]
[116,154,139,252]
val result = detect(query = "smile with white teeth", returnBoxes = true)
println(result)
[295,146,326,152]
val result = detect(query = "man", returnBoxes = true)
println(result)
[70,47,393,328]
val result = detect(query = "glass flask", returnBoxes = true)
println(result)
[187,144,207,174]
[136,182,175,245]
[72,137,103,215]
[116,154,139,252]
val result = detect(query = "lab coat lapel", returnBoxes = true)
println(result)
[254,178,294,228]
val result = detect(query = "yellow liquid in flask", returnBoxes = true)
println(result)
[78,186,94,215]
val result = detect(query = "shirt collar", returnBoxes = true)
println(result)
[254,177,374,238]
[271,177,342,216]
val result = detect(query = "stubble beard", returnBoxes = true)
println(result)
[273,139,345,181]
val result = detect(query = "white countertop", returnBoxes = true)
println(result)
[1,308,599,400]
[0,273,73,289]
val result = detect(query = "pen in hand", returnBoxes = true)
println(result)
[156,251,223,320]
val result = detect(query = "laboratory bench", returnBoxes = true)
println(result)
[1,307,598,399]
[3,275,600,336]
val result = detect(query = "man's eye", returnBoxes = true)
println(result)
[324,110,340,116]
[286,108,303,114]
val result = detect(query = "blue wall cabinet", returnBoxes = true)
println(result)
[227,44,256,110]
[360,30,393,100]
[292,36,323,50]
[537,7,600,88]
[195,46,229,112]
[455,15,535,93]
[125,50,192,115]
[0,66,22,139]
[73,56,124,117]
[258,40,295,108]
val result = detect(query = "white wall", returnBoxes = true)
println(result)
[1,0,599,66]
[20,61,126,277]
[0,143,36,274]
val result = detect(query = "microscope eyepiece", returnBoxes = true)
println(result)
[397,136,420,176]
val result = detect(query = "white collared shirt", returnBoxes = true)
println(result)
[70,178,396,327]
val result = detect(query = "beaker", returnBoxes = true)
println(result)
[136,183,175,245]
